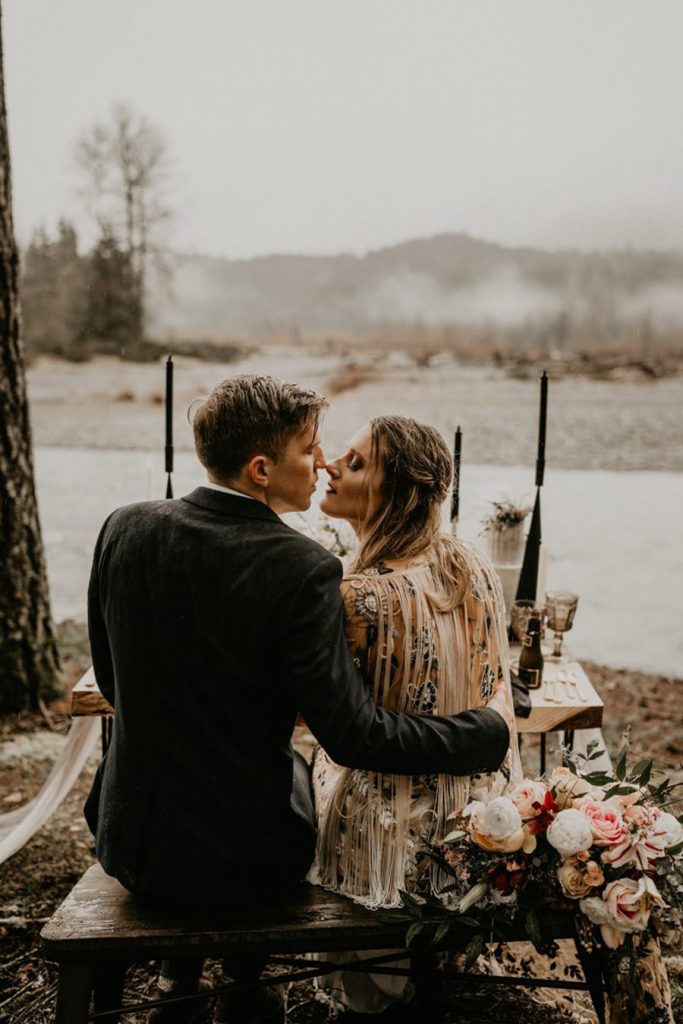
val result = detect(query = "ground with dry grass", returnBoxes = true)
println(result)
[1,625,681,1023]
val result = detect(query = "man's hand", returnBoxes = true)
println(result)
[486,673,515,734]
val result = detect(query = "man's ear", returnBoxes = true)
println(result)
[245,454,269,489]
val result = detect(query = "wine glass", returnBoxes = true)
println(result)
[510,599,536,643]
[544,591,579,659]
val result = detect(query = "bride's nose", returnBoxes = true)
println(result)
[324,459,341,479]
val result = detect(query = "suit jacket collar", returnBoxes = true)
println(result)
[181,487,282,524]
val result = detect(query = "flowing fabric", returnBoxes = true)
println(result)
[0,717,99,865]
[309,541,521,910]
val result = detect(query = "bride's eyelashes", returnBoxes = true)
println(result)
[348,456,363,471]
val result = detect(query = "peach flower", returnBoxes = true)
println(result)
[471,826,526,854]
[548,767,594,809]
[584,860,605,887]
[557,861,592,899]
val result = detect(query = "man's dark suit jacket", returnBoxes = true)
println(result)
[85,487,509,907]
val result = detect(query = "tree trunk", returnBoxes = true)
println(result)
[0,3,60,712]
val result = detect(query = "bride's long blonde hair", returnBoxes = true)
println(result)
[351,416,470,611]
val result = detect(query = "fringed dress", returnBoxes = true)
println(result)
[308,542,521,1012]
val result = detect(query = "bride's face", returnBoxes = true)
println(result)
[320,422,384,528]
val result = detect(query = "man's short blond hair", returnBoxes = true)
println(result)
[192,374,327,483]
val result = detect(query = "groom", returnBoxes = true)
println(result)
[85,374,510,1014]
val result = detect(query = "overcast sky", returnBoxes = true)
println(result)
[4,0,683,259]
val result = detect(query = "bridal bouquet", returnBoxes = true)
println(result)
[429,745,683,954]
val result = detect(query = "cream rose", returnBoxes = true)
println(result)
[510,780,548,819]
[575,798,626,847]
[579,896,610,926]
[479,797,523,840]
[546,809,594,857]
[557,860,592,899]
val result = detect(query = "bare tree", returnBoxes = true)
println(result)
[76,105,171,333]
[0,2,60,712]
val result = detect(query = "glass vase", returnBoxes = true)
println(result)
[487,521,525,566]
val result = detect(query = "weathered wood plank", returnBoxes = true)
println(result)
[41,864,577,963]
[71,667,113,717]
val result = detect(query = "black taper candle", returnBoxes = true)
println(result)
[451,426,462,526]
[535,370,548,487]
[165,355,174,499]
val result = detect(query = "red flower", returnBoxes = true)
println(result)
[526,790,559,836]
[487,858,528,895]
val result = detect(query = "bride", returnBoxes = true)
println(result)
[308,415,521,1011]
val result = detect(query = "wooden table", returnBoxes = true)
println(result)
[72,654,604,772]
[72,667,113,749]
[511,646,604,772]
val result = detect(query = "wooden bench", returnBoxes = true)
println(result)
[40,863,606,1023]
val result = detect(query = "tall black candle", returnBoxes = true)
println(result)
[165,355,174,498]
[451,426,462,525]
[535,371,548,487]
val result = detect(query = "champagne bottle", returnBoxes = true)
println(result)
[518,610,544,690]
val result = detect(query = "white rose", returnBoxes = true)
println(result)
[657,811,683,849]
[480,797,523,840]
[546,808,594,857]
[579,896,610,926]
[463,800,485,820]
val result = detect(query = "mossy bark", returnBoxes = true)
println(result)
[0,3,60,713]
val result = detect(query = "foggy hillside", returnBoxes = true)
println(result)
[147,233,683,344]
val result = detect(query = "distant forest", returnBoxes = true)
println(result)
[22,230,683,361]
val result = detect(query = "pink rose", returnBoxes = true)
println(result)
[575,798,625,847]
[601,878,652,947]
[510,780,549,819]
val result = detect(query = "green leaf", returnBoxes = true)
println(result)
[456,915,482,929]
[586,749,607,761]
[581,771,614,785]
[525,908,543,952]
[603,784,638,799]
[666,841,683,857]
[586,739,599,755]
[615,749,628,781]
[432,921,451,946]
[398,891,422,917]
[443,830,467,844]
[629,758,653,785]
[464,933,484,971]
[406,921,425,946]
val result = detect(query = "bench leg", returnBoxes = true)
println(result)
[93,960,128,1023]
[574,938,606,1024]
[55,962,93,1024]
[411,951,441,1022]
